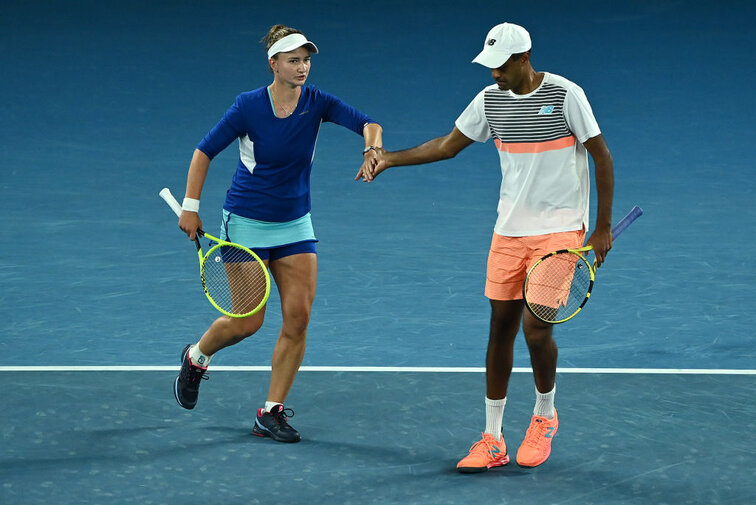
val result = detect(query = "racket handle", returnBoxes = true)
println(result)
[611,205,643,239]
[160,187,207,240]
[159,187,183,217]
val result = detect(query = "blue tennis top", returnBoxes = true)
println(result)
[198,84,375,222]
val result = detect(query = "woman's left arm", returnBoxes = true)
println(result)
[356,123,383,182]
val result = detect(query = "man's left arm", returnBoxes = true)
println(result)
[583,134,614,267]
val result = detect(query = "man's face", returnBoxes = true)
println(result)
[490,55,524,91]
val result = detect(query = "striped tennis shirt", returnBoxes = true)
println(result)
[455,72,601,236]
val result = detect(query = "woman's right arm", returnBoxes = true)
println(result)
[178,149,211,240]
[178,94,247,239]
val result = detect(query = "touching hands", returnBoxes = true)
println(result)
[354,148,389,182]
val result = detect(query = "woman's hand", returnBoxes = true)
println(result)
[355,150,379,182]
[178,211,203,241]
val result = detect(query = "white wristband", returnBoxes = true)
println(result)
[182,197,200,213]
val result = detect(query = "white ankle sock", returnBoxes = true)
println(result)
[264,401,282,413]
[484,397,506,440]
[188,343,212,368]
[534,385,555,419]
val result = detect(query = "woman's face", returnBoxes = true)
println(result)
[270,46,311,87]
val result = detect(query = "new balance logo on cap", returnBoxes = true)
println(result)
[538,105,555,115]
[472,23,532,69]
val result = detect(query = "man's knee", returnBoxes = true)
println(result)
[523,317,555,350]
[489,299,523,341]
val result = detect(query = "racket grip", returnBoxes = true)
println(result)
[611,205,643,239]
[159,187,183,217]
[160,187,207,239]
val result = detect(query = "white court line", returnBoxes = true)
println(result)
[0,366,754,375]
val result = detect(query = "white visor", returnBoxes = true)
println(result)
[267,33,319,59]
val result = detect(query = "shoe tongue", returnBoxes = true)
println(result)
[270,404,284,414]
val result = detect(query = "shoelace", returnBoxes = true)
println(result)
[469,435,501,456]
[523,418,550,448]
[185,364,209,385]
[273,407,295,426]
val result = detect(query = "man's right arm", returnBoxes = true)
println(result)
[369,127,475,179]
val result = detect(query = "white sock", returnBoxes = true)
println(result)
[533,385,555,419]
[484,397,507,440]
[264,401,282,413]
[188,343,212,368]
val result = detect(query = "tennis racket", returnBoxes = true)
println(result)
[159,188,270,318]
[523,205,643,324]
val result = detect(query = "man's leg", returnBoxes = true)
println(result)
[516,310,559,467]
[486,299,524,398]
[522,311,557,394]
[457,299,522,473]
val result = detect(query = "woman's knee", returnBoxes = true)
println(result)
[232,312,265,339]
[282,306,311,338]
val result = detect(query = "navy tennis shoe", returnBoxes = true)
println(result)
[253,404,301,443]
[174,344,208,410]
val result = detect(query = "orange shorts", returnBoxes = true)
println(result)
[485,228,586,301]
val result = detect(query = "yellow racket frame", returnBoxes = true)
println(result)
[196,232,271,318]
[523,245,596,324]
[160,187,270,318]
[523,205,643,324]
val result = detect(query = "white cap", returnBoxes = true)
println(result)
[472,23,531,68]
[267,33,319,59]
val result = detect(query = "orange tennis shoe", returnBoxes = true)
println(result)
[456,433,510,473]
[516,409,559,467]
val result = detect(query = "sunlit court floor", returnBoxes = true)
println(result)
[2,369,753,505]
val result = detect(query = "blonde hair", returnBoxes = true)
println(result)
[261,24,303,57]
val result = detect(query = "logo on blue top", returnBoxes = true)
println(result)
[538,105,555,115]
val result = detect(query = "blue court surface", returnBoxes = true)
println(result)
[1,1,754,504]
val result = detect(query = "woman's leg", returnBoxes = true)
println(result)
[266,252,317,403]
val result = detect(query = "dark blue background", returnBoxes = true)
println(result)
[2,0,754,369]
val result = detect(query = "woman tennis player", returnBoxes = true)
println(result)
[172,24,383,443]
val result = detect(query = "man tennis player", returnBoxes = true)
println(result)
[368,22,614,472]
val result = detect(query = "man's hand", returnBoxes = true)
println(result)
[586,225,612,267]
[354,148,389,182]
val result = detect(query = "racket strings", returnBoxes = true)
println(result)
[202,246,268,315]
[525,253,592,322]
